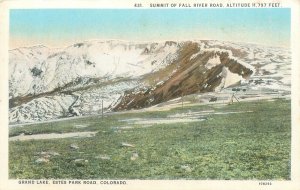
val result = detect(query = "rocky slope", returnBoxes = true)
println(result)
[9,40,291,123]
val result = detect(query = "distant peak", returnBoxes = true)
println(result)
[10,44,49,51]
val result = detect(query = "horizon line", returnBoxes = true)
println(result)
[9,38,291,50]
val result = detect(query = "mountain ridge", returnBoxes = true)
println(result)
[9,40,291,124]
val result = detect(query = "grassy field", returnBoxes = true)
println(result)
[9,99,291,180]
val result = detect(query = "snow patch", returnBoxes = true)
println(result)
[9,131,97,141]
[206,55,221,69]
[222,67,243,88]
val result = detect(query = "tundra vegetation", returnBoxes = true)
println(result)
[9,99,290,180]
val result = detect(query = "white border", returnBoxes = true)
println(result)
[0,0,299,190]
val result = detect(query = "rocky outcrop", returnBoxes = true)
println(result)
[113,43,253,110]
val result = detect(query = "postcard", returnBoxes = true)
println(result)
[0,0,299,189]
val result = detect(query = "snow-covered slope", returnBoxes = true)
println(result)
[9,40,291,124]
[204,40,291,91]
[9,40,179,98]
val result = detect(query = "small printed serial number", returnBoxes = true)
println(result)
[259,182,272,185]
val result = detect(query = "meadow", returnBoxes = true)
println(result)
[9,99,290,180]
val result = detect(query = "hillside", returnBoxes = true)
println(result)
[9,40,291,123]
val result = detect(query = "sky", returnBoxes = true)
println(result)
[9,8,291,48]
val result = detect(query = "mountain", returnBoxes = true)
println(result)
[9,40,291,124]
